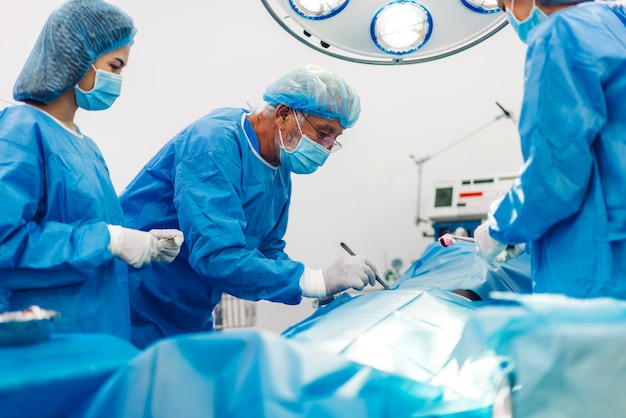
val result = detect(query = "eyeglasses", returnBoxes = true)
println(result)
[301,113,343,152]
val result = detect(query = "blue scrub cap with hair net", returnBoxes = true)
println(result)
[263,64,361,129]
[13,0,136,104]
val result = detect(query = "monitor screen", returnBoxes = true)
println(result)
[434,187,453,208]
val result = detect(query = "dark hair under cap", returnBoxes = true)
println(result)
[13,0,136,104]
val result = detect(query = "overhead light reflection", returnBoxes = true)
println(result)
[460,0,501,14]
[290,0,350,19]
[371,2,432,54]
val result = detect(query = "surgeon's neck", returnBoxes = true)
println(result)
[30,92,79,133]
[247,112,281,166]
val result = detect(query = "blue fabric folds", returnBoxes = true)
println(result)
[453,293,626,418]
[283,289,479,382]
[395,241,532,300]
[0,334,139,418]
[73,330,446,418]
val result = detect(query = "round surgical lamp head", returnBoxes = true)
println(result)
[261,0,508,65]
[289,0,350,19]
[371,1,433,55]
[460,0,501,14]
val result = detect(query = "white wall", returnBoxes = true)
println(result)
[0,0,527,332]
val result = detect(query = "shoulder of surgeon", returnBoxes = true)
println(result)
[0,104,74,148]
[173,107,249,156]
[530,2,623,48]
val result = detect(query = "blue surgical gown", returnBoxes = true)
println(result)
[0,105,130,338]
[490,3,626,299]
[120,108,304,348]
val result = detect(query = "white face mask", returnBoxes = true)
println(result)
[506,0,547,43]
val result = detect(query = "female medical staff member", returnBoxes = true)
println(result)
[0,0,183,339]
[474,0,626,299]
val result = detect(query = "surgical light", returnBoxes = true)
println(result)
[371,2,432,54]
[261,0,508,65]
[460,0,501,13]
[289,0,349,18]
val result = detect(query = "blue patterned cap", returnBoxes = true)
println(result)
[13,0,136,104]
[263,65,361,129]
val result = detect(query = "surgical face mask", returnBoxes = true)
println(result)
[279,113,330,174]
[506,0,547,44]
[74,65,123,111]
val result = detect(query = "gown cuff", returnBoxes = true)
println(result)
[299,267,327,298]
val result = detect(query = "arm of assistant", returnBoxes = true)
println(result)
[476,21,606,265]
[107,225,184,268]
[0,140,113,287]
[0,140,183,288]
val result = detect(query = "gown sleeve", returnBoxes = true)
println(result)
[172,128,303,303]
[0,117,113,289]
[489,15,606,244]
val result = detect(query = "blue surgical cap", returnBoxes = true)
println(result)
[13,0,136,104]
[263,65,361,129]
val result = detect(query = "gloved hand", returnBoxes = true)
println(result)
[323,255,378,295]
[474,222,525,269]
[499,242,526,263]
[107,225,184,268]
[149,229,184,262]
[474,222,506,269]
[299,255,378,298]
[438,233,457,248]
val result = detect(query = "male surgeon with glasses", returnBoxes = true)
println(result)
[120,65,378,348]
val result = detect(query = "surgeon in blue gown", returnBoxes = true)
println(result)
[474,0,626,299]
[0,0,183,339]
[120,65,379,348]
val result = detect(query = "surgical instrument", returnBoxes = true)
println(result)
[340,242,391,290]
[438,234,475,247]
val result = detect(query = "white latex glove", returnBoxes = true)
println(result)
[108,225,158,268]
[149,229,184,262]
[474,222,525,269]
[107,226,184,268]
[438,233,457,248]
[299,255,378,298]
[501,242,526,262]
